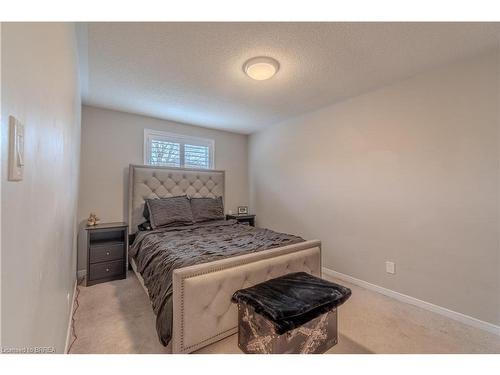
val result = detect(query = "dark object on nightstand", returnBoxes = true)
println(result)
[226,214,255,227]
[85,222,128,286]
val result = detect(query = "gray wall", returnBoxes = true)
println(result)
[249,52,500,325]
[1,23,81,352]
[77,105,249,271]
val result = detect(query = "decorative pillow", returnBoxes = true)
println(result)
[146,195,194,229]
[142,194,189,222]
[190,196,224,223]
[143,194,188,221]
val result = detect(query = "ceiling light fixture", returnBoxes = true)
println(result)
[243,56,280,81]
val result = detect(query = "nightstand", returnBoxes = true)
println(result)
[226,214,256,227]
[85,222,128,286]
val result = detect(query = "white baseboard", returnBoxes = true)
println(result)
[77,269,86,279]
[64,280,78,354]
[322,267,500,336]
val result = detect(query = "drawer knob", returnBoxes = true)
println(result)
[106,251,110,256]
[106,268,110,272]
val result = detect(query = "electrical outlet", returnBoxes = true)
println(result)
[386,261,396,274]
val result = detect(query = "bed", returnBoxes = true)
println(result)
[127,164,322,353]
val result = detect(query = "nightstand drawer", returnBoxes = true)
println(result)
[89,243,124,264]
[89,259,124,281]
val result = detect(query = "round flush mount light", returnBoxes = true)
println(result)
[243,56,280,81]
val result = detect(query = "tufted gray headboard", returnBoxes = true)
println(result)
[128,164,225,234]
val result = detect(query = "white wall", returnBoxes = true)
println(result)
[0,22,3,347]
[77,105,249,271]
[1,23,81,352]
[249,52,500,326]
[498,46,500,328]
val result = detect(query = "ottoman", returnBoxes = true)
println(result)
[231,272,352,354]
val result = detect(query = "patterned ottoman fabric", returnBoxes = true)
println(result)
[232,272,351,354]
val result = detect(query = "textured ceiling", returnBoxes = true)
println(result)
[80,22,500,134]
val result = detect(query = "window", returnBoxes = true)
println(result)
[144,129,215,169]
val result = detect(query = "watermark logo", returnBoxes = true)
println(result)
[1,346,56,354]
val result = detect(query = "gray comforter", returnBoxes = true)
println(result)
[129,219,304,346]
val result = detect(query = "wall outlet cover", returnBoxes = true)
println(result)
[386,261,396,274]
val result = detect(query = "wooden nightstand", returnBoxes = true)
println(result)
[85,222,128,286]
[226,214,256,227]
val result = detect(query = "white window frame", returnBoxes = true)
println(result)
[143,129,215,169]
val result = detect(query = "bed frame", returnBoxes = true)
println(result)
[128,164,322,353]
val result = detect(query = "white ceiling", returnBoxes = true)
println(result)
[79,22,500,134]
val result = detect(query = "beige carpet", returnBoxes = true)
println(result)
[70,271,500,354]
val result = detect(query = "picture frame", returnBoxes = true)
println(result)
[237,206,248,215]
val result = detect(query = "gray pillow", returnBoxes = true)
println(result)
[190,196,224,223]
[146,196,194,229]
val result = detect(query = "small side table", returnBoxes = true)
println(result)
[85,222,128,286]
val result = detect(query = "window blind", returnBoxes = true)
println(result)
[150,140,181,167]
[184,144,210,169]
[144,129,214,169]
